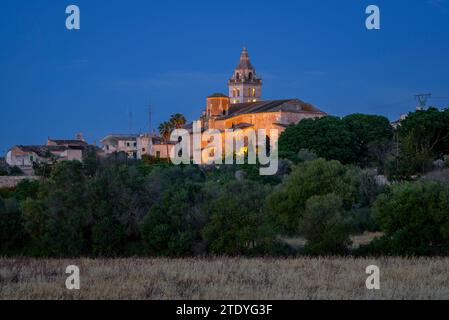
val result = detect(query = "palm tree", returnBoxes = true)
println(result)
[170,113,187,129]
[158,121,174,160]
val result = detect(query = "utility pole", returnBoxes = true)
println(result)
[414,93,432,110]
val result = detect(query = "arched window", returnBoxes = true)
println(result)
[233,88,236,97]
[236,73,240,80]
[237,89,240,97]
[248,88,251,97]
[252,88,256,97]
[248,72,253,80]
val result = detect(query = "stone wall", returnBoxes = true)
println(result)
[0,176,41,189]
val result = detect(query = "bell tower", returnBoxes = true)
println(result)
[228,48,262,104]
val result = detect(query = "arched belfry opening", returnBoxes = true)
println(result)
[228,48,262,104]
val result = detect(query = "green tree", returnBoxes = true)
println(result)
[22,161,90,256]
[85,164,152,256]
[83,145,99,177]
[141,183,203,257]
[13,179,40,202]
[158,121,174,161]
[393,108,449,177]
[9,166,24,176]
[279,116,358,164]
[268,159,379,234]
[343,114,393,168]
[0,197,26,255]
[373,181,449,255]
[202,180,281,255]
[299,194,352,255]
[170,113,187,129]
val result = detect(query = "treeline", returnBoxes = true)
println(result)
[279,109,449,178]
[1,108,449,257]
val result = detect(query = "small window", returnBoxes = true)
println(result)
[142,148,146,153]
[248,88,251,97]
[156,151,161,158]
[252,88,256,97]
[248,72,253,80]
[236,73,240,80]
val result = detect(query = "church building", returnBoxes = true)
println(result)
[195,48,327,143]
[100,48,327,161]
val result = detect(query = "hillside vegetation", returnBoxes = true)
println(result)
[1,109,449,258]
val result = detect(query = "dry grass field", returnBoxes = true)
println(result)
[1,257,449,300]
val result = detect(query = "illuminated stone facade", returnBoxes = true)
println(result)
[195,48,327,154]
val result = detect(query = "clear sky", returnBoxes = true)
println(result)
[1,0,449,153]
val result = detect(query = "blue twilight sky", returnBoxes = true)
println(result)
[1,0,449,153]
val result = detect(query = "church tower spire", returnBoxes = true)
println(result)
[228,48,262,104]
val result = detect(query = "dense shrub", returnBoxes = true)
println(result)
[13,180,40,201]
[346,207,379,234]
[0,197,26,255]
[202,180,282,256]
[9,166,24,176]
[372,181,449,255]
[22,161,90,257]
[0,167,8,176]
[299,194,352,255]
[141,183,205,257]
[267,159,380,234]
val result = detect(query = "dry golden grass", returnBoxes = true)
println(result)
[1,257,449,300]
